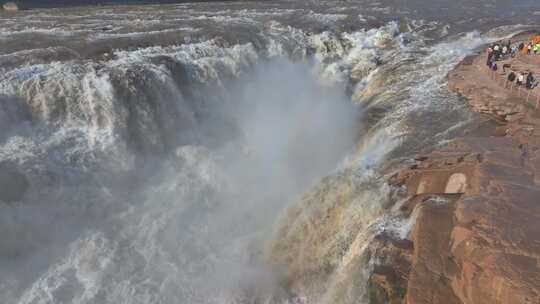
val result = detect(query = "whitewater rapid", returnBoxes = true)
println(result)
[1,1,539,303]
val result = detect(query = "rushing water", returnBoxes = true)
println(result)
[0,1,539,303]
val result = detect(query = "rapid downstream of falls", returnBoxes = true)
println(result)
[1,1,539,303]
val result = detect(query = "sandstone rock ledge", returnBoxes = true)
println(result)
[375,37,540,304]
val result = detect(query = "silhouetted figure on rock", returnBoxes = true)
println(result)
[526,72,535,89]
[507,71,516,82]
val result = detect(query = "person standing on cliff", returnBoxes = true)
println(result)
[493,44,501,60]
[508,71,516,82]
[511,44,518,57]
[533,44,540,55]
[526,72,535,89]
[490,62,498,76]
[520,143,529,167]
[487,47,494,66]
[517,72,524,86]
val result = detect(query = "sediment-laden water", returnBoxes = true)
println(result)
[1,1,539,303]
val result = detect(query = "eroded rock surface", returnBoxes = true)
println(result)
[393,36,540,304]
[395,137,540,304]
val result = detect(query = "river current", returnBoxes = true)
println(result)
[0,1,539,303]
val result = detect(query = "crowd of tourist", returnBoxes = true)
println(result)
[506,70,536,89]
[486,40,515,63]
[486,36,539,91]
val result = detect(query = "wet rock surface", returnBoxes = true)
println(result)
[397,138,540,304]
